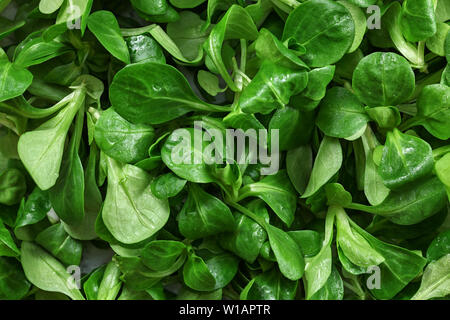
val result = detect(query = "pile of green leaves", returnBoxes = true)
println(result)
[0,0,449,301]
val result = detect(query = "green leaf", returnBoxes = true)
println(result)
[340,0,377,7]
[338,0,367,53]
[219,208,268,263]
[49,109,85,225]
[325,183,352,207]
[35,223,82,266]
[197,70,225,96]
[266,224,305,281]
[426,23,450,56]
[110,62,227,125]
[400,0,436,43]
[204,252,239,290]
[238,171,297,226]
[0,168,26,206]
[14,188,51,231]
[302,136,343,198]
[240,61,308,114]
[255,28,309,70]
[130,0,168,15]
[291,65,335,111]
[87,11,131,64]
[282,0,355,67]
[435,152,450,201]
[0,59,33,103]
[125,34,166,64]
[161,128,216,183]
[384,2,425,68]
[62,144,102,240]
[0,219,19,257]
[170,0,206,8]
[241,268,298,300]
[83,265,106,300]
[316,87,369,140]
[203,5,259,91]
[17,89,85,190]
[405,84,450,140]
[97,261,122,300]
[352,52,415,107]
[427,231,450,262]
[366,106,401,129]
[94,108,155,164]
[436,0,450,23]
[14,36,70,68]
[20,242,85,300]
[150,173,186,199]
[335,206,385,268]
[286,145,313,195]
[166,11,210,62]
[310,266,344,300]
[271,105,316,149]
[182,253,216,291]
[141,240,186,271]
[0,17,25,40]
[0,257,30,300]
[178,184,235,239]
[412,254,450,300]
[361,128,390,206]
[304,207,335,299]
[349,176,447,225]
[39,0,64,14]
[287,230,322,258]
[378,129,434,190]
[113,256,162,291]
[102,157,170,244]
[56,0,93,35]
[350,219,427,299]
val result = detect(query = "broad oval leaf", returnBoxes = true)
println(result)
[0,59,33,103]
[413,84,450,140]
[150,172,186,199]
[283,0,355,67]
[178,184,235,239]
[39,0,64,14]
[316,87,369,139]
[102,157,170,244]
[400,0,436,43]
[94,108,155,164]
[110,62,226,125]
[352,52,415,107]
[378,129,434,190]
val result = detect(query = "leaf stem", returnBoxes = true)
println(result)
[226,200,267,229]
